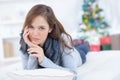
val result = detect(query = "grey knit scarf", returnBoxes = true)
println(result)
[43,36,62,65]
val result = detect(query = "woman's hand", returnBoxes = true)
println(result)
[23,26,45,63]
[23,26,34,47]
[27,44,45,63]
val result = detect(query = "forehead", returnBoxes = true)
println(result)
[32,15,47,23]
[31,15,49,27]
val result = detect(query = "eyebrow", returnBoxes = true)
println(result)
[38,25,45,28]
[30,25,45,28]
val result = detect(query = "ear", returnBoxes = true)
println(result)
[48,28,53,33]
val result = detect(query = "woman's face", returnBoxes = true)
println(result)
[28,15,52,46]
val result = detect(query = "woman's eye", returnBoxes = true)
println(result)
[29,25,34,28]
[41,27,45,29]
[39,27,45,30]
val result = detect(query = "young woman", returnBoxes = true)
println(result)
[20,4,89,76]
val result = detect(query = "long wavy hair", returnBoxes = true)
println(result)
[20,4,73,50]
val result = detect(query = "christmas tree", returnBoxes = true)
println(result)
[78,0,110,44]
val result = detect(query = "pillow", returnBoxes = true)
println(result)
[8,68,74,80]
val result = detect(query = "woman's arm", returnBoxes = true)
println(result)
[20,53,39,69]
[20,53,29,69]
[40,33,79,74]
[40,52,77,74]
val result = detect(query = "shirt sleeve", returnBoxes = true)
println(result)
[40,52,77,74]
[27,56,39,69]
[20,52,39,69]
[20,52,28,69]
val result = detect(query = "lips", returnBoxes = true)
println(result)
[32,37,40,41]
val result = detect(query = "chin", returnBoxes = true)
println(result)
[32,41,40,45]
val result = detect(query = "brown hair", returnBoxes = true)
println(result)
[21,4,73,49]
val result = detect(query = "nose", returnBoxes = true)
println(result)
[33,29,40,36]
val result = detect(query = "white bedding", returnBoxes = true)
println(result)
[77,50,120,80]
[0,50,120,80]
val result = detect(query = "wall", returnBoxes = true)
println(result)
[0,0,83,38]
[38,0,83,38]
[98,0,120,35]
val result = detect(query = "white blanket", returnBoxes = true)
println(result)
[1,50,120,80]
[77,50,120,80]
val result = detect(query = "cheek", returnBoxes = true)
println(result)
[28,29,33,38]
[41,31,48,38]
[40,31,49,39]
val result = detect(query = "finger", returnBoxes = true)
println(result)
[28,51,31,54]
[22,27,36,47]
[27,48,38,53]
[23,32,29,43]
[24,31,29,39]
[28,42,38,48]
[29,53,38,57]
[23,26,29,36]
[27,46,42,52]
[28,50,36,55]
[28,51,37,55]
[23,31,34,47]
[28,48,37,54]
[23,29,29,37]
[27,48,33,52]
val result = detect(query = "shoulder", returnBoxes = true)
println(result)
[61,33,71,46]
[61,33,70,41]
[60,33,74,55]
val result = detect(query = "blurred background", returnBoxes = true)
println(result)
[0,0,120,71]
